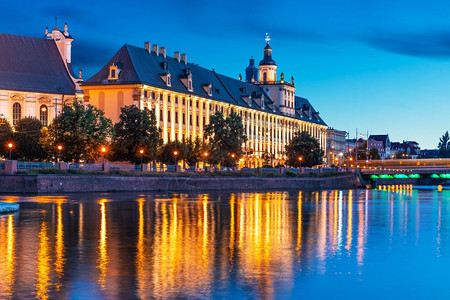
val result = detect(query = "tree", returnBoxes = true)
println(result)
[14,117,46,161]
[204,111,247,167]
[110,105,162,164]
[368,148,380,160]
[285,131,324,168]
[0,122,13,159]
[40,100,113,162]
[158,140,182,165]
[438,131,450,158]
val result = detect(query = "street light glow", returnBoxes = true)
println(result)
[139,149,144,155]
[57,145,63,151]
[173,150,178,156]
[8,143,13,149]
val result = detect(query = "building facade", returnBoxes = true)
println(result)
[368,134,391,159]
[0,24,83,128]
[326,128,347,166]
[82,39,327,167]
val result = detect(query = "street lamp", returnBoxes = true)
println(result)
[139,148,144,165]
[173,150,178,166]
[101,146,107,164]
[0,114,6,125]
[203,151,208,169]
[57,144,63,163]
[7,142,13,160]
[298,156,303,170]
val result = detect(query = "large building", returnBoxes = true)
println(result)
[82,37,327,167]
[368,134,391,159]
[0,24,83,127]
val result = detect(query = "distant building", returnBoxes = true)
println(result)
[420,149,439,158]
[0,23,83,127]
[391,141,420,159]
[368,135,391,159]
[326,128,346,166]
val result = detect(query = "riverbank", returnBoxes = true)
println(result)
[0,173,362,193]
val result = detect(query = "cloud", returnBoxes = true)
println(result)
[365,31,450,58]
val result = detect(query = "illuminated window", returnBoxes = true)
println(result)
[108,64,118,80]
[183,113,186,125]
[175,112,178,123]
[40,105,48,126]
[12,102,21,125]
[263,72,267,82]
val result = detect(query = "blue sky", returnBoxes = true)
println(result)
[3,0,450,148]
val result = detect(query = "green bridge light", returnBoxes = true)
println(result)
[394,174,409,179]
[431,174,440,179]
[408,174,420,179]
[379,174,394,179]
[440,174,450,179]
[370,175,379,179]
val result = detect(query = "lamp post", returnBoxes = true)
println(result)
[298,156,303,171]
[101,146,107,164]
[139,148,144,165]
[57,144,63,163]
[203,151,208,169]
[7,143,13,160]
[173,150,178,166]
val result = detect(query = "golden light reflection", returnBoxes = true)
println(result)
[97,199,109,289]
[36,221,50,300]
[346,190,353,251]
[296,191,302,254]
[235,192,294,297]
[54,202,65,291]
[0,215,15,297]
[136,198,148,299]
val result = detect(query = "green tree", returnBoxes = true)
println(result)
[40,100,113,162]
[158,140,182,165]
[368,147,380,160]
[205,111,247,167]
[14,117,46,161]
[110,105,162,164]
[438,131,450,158]
[0,122,13,159]
[285,131,324,167]
[182,137,211,167]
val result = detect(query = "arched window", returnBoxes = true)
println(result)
[263,72,267,82]
[40,105,48,127]
[12,103,21,125]
[99,92,105,111]
[117,91,124,111]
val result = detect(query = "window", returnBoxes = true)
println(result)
[40,105,48,127]
[203,116,205,125]
[167,74,171,86]
[168,95,171,103]
[152,92,155,99]
[263,72,267,82]
[12,103,21,125]
[108,64,118,80]
[168,111,171,122]
[196,102,199,108]
[160,109,163,121]
[189,116,192,126]
[144,91,148,98]
[196,115,199,125]
[182,113,186,125]
[175,112,178,124]
[111,69,115,78]
[182,98,185,106]
[175,96,178,104]
[203,103,206,109]
[189,100,192,107]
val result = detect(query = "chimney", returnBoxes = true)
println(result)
[174,51,180,62]
[160,46,166,58]
[152,44,158,54]
[144,42,151,53]
[181,53,187,64]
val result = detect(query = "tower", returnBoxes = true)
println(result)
[258,33,277,83]
[245,57,258,82]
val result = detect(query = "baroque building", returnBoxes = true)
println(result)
[0,23,83,127]
[83,37,327,167]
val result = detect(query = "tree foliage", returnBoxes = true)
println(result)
[0,122,13,159]
[438,131,450,158]
[110,105,162,163]
[39,101,113,162]
[204,111,247,167]
[15,117,46,161]
[157,138,210,166]
[285,131,324,167]
[368,147,380,160]
[157,140,183,165]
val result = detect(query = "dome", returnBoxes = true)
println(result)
[259,43,276,66]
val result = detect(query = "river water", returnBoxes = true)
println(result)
[0,189,449,299]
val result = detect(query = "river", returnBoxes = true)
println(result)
[0,188,448,299]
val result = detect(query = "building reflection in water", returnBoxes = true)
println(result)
[7,188,444,298]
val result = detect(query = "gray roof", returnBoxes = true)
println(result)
[0,33,76,95]
[84,44,326,126]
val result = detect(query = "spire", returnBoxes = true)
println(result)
[245,57,258,83]
[259,33,276,66]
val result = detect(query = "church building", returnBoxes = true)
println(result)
[0,23,83,127]
[83,35,327,167]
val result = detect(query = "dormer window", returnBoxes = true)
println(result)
[160,72,172,87]
[167,73,171,86]
[188,77,193,91]
[108,64,119,80]
[202,84,213,96]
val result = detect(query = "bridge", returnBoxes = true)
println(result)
[355,159,450,187]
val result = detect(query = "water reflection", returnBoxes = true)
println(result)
[0,190,449,298]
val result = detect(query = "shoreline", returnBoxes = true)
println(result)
[0,173,362,194]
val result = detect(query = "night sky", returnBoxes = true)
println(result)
[3,0,450,148]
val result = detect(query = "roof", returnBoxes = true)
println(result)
[369,134,390,143]
[0,33,76,95]
[84,44,326,125]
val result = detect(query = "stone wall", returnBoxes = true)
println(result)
[0,174,362,194]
